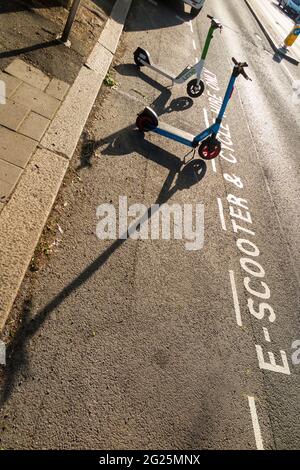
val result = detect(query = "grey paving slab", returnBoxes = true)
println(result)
[5,59,50,91]
[41,67,106,158]
[0,71,21,98]
[10,83,61,120]
[85,42,113,75]
[99,0,132,54]
[0,98,30,131]
[18,111,50,142]
[46,78,70,101]
[0,126,37,168]
[0,158,22,199]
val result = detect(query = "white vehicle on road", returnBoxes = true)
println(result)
[183,0,206,17]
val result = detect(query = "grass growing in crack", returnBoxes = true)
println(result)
[104,73,117,87]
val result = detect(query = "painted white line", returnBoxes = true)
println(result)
[281,60,296,83]
[195,57,199,64]
[189,20,194,33]
[248,396,264,450]
[229,270,242,327]
[211,158,217,173]
[113,88,146,105]
[192,39,197,50]
[263,327,271,342]
[203,108,217,173]
[147,0,157,6]
[217,198,227,231]
[203,108,209,126]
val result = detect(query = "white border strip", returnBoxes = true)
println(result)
[248,396,264,450]
[217,198,227,231]
[229,270,242,326]
[263,326,271,342]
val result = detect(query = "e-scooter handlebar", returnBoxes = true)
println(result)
[232,57,252,80]
[207,14,222,30]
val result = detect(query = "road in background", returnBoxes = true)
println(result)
[0,0,299,449]
[251,0,300,61]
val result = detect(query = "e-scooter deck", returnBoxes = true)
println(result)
[152,119,196,148]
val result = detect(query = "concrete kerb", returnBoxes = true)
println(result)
[244,0,299,66]
[0,0,133,332]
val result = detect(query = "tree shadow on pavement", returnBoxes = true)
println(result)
[0,148,206,406]
[0,0,62,14]
[0,39,61,59]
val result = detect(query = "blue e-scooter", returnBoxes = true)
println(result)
[136,58,251,160]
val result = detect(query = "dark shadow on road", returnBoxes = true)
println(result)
[114,63,194,125]
[115,63,172,93]
[97,127,199,171]
[124,0,192,32]
[78,117,194,170]
[78,63,194,170]
[0,138,206,405]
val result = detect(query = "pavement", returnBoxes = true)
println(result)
[0,0,132,331]
[0,0,300,451]
[0,59,70,199]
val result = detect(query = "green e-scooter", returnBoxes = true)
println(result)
[133,15,222,98]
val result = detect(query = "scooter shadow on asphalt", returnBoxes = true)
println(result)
[114,63,194,116]
[79,122,198,173]
[0,155,206,406]
[95,124,207,191]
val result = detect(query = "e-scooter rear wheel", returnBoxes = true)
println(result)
[187,79,205,98]
[136,109,158,132]
[198,137,221,160]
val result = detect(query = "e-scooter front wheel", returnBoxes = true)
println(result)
[136,108,158,132]
[198,137,221,160]
[187,79,205,98]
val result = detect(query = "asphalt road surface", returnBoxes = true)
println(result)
[257,0,300,61]
[0,0,299,450]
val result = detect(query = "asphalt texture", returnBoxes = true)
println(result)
[0,0,299,450]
